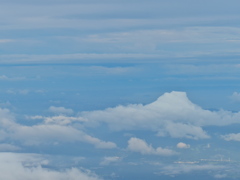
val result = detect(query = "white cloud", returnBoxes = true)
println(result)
[127,137,177,156]
[0,153,102,180]
[0,75,25,81]
[6,89,29,95]
[221,133,240,141]
[28,115,87,125]
[19,89,29,95]
[0,108,116,149]
[160,164,225,176]
[44,116,87,125]
[214,174,227,179]
[49,106,74,115]
[81,91,240,139]
[230,92,240,102]
[10,124,116,149]
[176,142,190,149]
[100,156,121,165]
[163,123,209,139]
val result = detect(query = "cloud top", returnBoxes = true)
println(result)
[127,137,177,156]
[176,142,190,149]
[81,91,240,139]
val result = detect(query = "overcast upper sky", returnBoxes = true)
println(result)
[1,0,240,179]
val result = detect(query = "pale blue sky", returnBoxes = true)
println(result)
[0,0,240,179]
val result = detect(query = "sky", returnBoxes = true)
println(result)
[1,0,240,179]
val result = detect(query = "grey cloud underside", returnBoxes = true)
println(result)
[81,91,240,139]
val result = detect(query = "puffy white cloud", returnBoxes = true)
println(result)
[100,156,121,165]
[221,133,240,141]
[49,106,74,115]
[127,137,177,156]
[29,115,87,125]
[0,153,102,180]
[0,108,116,149]
[163,123,209,139]
[176,142,190,149]
[81,91,240,139]
[10,124,116,148]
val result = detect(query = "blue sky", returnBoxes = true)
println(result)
[1,0,240,179]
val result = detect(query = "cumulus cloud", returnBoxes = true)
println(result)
[127,137,177,156]
[10,124,116,149]
[221,133,240,141]
[163,123,209,139]
[176,142,190,149]
[80,91,240,139]
[0,153,102,180]
[48,106,74,115]
[29,115,87,125]
[0,108,116,149]
[100,156,121,165]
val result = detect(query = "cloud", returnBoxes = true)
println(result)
[159,164,225,176]
[10,124,116,149]
[81,91,240,139]
[48,106,74,115]
[0,108,116,149]
[214,174,227,179]
[100,156,121,165]
[0,75,25,81]
[0,53,162,65]
[0,153,102,180]
[88,66,140,76]
[28,115,87,125]
[176,142,190,149]
[0,144,21,151]
[230,92,240,102]
[127,137,177,156]
[163,123,209,139]
[6,89,29,95]
[221,133,240,141]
